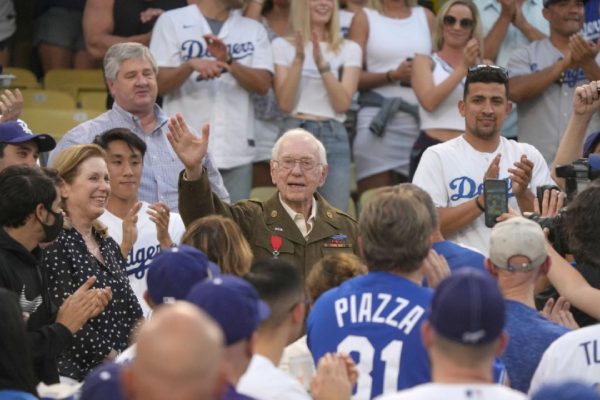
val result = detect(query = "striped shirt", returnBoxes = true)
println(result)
[48,103,230,211]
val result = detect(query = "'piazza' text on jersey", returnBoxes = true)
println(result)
[334,292,425,334]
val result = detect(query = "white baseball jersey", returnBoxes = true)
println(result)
[150,5,274,169]
[528,324,600,395]
[99,202,185,318]
[377,383,528,400]
[413,135,554,255]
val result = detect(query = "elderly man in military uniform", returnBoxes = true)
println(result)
[168,114,358,279]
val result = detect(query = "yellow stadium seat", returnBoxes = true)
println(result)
[44,69,106,98]
[21,89,76,109]
[250,186,277,202]
[20,108,104,142]
[357,187,386,216]
[347,197,357,219]
[78,91,108,110]
[2,67,39,89]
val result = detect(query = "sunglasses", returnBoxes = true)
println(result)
[467,64,509,80]
[443,15,475,29]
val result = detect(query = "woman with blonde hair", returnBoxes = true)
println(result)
[43,144,142,382]
[272,0,362,211]
[410,0,484,177]
[181,215,253,277]
[349,0,434,195]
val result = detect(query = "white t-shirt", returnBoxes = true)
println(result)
[528,324,600,395]
[376,383,527,400]
[99,202,185,318]
[150,5,274,169]
[238,354,310,400]
[413,135,554,255]
[272,38,361,122]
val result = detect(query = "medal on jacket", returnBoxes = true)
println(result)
[270,235,282,258]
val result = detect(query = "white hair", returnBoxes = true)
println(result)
[271,129,328,165]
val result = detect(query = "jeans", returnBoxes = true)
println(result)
[220,163,253,203]
[282,117,351,212]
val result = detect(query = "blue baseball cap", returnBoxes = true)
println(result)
[531,381,600,400]
[0,119,56,152]
[429,268,505,345]
[185,275,271,345]
[146,245,221,305]
[80,362,124,400]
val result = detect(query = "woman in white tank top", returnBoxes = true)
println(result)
[349,0,434,196]
[272,0,362,211]
[410,0,484,177]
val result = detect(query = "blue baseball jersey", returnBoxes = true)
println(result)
[307,272,432,399]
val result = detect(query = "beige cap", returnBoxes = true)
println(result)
[489,217,548,272]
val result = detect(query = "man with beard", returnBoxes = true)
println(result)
[150,0,273,202]
[507,0,600,164]
[413,65,554,254]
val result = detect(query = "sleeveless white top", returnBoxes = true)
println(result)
[364,7,432,101]
[419,53,465,131]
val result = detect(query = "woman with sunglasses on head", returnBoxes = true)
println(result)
[348,0,434,197]
[272,0,362,212]
[410,0,484,178]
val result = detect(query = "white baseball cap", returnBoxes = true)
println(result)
[489,217,548,272]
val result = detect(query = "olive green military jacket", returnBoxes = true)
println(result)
[178,171,359,279]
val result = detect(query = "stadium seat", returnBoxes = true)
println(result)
[21,89,76,109]
[78,91,108,110]
[2,67,39,89]
[357,188,381,216]
[20,108,104,142]
[44,69,106,98]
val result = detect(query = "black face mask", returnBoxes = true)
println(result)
[41,208,63,243]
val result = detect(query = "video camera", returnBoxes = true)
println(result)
[527,154,600,255]
[555,154,600,203]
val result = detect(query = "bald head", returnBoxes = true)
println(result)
[124,302,224,400]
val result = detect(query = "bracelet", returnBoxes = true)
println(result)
[386,70,395,83]
[226,55,234,65]
[475,196,485,212]
[318,63,331,74]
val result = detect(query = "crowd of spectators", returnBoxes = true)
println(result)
[1,0,600,398]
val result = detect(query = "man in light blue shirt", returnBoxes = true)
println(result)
[48,43,230,212]
[475,0,549,138]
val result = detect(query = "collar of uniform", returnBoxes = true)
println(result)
[111,102,168,133]
[278,194,317,238]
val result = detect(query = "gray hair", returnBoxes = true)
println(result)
[271,129,328,165]
[103,42,158,81]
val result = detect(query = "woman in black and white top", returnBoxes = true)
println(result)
[43,144,142,382]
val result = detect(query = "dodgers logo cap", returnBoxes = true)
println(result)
[0,119,56,152]
[80,362,124,400]
[146,245,221,305]
[429,268,505,345]
[186,275,271,346]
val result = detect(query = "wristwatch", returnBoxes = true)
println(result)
[318,62,331,74]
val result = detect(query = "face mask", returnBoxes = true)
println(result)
[41,208,63,243]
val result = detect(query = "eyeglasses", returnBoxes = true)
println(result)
[443,15,475,29]
[467,64,509,80]
[274,158,322,171]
